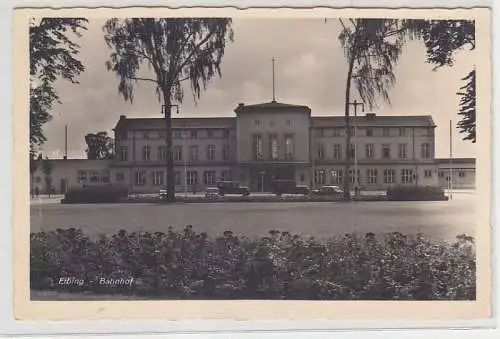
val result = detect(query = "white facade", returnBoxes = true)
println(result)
[108,100,440,193]
[30,159,112,194]
[309,113,438,190]
[110,116,236,194]
[437,158,476,189]
[31,100,450,195]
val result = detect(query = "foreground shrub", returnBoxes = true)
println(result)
[30,228,475,300]
[387,185,447,201]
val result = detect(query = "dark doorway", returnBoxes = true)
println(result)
[250,166,295,192]
[60,179,67,194]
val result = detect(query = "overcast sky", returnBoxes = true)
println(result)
[40,18,477,159]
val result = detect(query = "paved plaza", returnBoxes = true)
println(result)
[30,190,476,240]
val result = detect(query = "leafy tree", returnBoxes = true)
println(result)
[103,18,234,202]
[406,19,476,142]
[85,131,114,160]
[337,19,407,200]
[406,20,475,69]
[29,153,43,192]
[30,18,88,152]
[41,157,53,194]
[456,69,476,142]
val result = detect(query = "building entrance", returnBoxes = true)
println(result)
[249,166,295,192]
[60,179,67,194]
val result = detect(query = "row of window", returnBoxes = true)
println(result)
[314,168,433,185]
[254,118,293,128]
[125,170,233,186]
[438,170,468,178]
[315,142,432,160]
[76,170,110,183]
[313,127,433,138]
[118,126,433,141]
[118,129,232,141]
[118,145,231,162]
[253,134,295,160]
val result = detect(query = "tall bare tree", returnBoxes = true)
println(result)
[103,18,234,202]
[337,19,407,200]
[30,18,88,152]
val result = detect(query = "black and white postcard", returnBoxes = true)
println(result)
[13,6,492,322]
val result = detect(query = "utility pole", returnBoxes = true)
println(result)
[272,57,277,102]
[64,125,68,160]
[348,99,364,196]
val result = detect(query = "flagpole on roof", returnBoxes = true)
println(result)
[272,57,276,102]
[449,119,453,200]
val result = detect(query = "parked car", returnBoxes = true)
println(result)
[272,179,310,196]
[311,185,343,196]
[216,181,250,196]
[159,189,168,200]
[205,187,220,199]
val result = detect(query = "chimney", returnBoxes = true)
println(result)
[119,115,126,120]
[365,113,376,118]
[238,103,244,107]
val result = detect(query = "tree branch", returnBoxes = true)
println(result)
[172,27,195,71]
[129,76,159,83]
[354,53,380,59]
[175,30,217,77]
[339,18,348,32]
[139,19,164,85]
[132,47,155,64]
[351,74,378,79]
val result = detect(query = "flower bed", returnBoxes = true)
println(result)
[30,227,475,300]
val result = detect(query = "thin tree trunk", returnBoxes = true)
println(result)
[164,92,175,202]
[343,54,355,201]
[30,172,34,197]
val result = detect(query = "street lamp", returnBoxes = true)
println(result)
[259,170,265,193]
[311,143,316,190]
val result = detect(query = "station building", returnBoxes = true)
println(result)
[31,100,454,194]
[436,158,476,189]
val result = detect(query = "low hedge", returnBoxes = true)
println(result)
[62,185,129,204]
[387,185,448,201]
[171,195,347,203]
[30,227,475,300]
[157,195,387,204]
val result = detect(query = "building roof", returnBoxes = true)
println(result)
[37,158,106,162]
[310,114,436,128]
[114,116,236,130]
[234,100,312,114]
[114,113,435,130]
[435,158,476,164]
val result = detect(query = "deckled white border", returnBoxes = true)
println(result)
[1,0,498,337]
